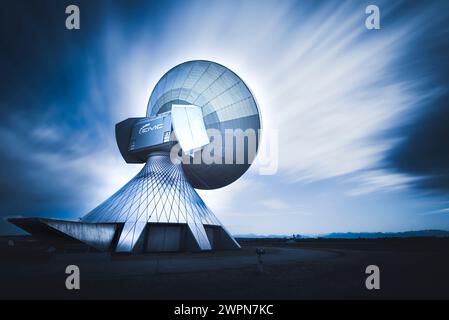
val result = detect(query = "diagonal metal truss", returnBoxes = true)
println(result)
[81,154,223,252]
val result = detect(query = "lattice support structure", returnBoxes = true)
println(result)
[82,153,239,252]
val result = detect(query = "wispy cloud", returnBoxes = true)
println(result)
[346,170,422,197]
[1,0,448,234]
[420,208,449,216]
[260,199,290,211]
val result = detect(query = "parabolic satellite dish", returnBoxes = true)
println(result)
[9,60,261,254]
[147,60,261,189]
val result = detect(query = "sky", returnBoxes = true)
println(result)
[0,0,449,235]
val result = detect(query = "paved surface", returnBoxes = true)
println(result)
[2,241,449,299]
[2,246,339,277]
[111,247,338,274]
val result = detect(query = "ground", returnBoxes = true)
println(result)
[1,236,449,299]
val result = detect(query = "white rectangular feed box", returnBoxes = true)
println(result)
[171,104,210,154]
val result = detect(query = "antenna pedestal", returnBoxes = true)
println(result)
[82,153,240,252]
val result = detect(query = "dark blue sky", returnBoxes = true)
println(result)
[1,0,449,235]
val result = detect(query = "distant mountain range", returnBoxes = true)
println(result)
[234,233,289,239]
[235,230,449,239]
